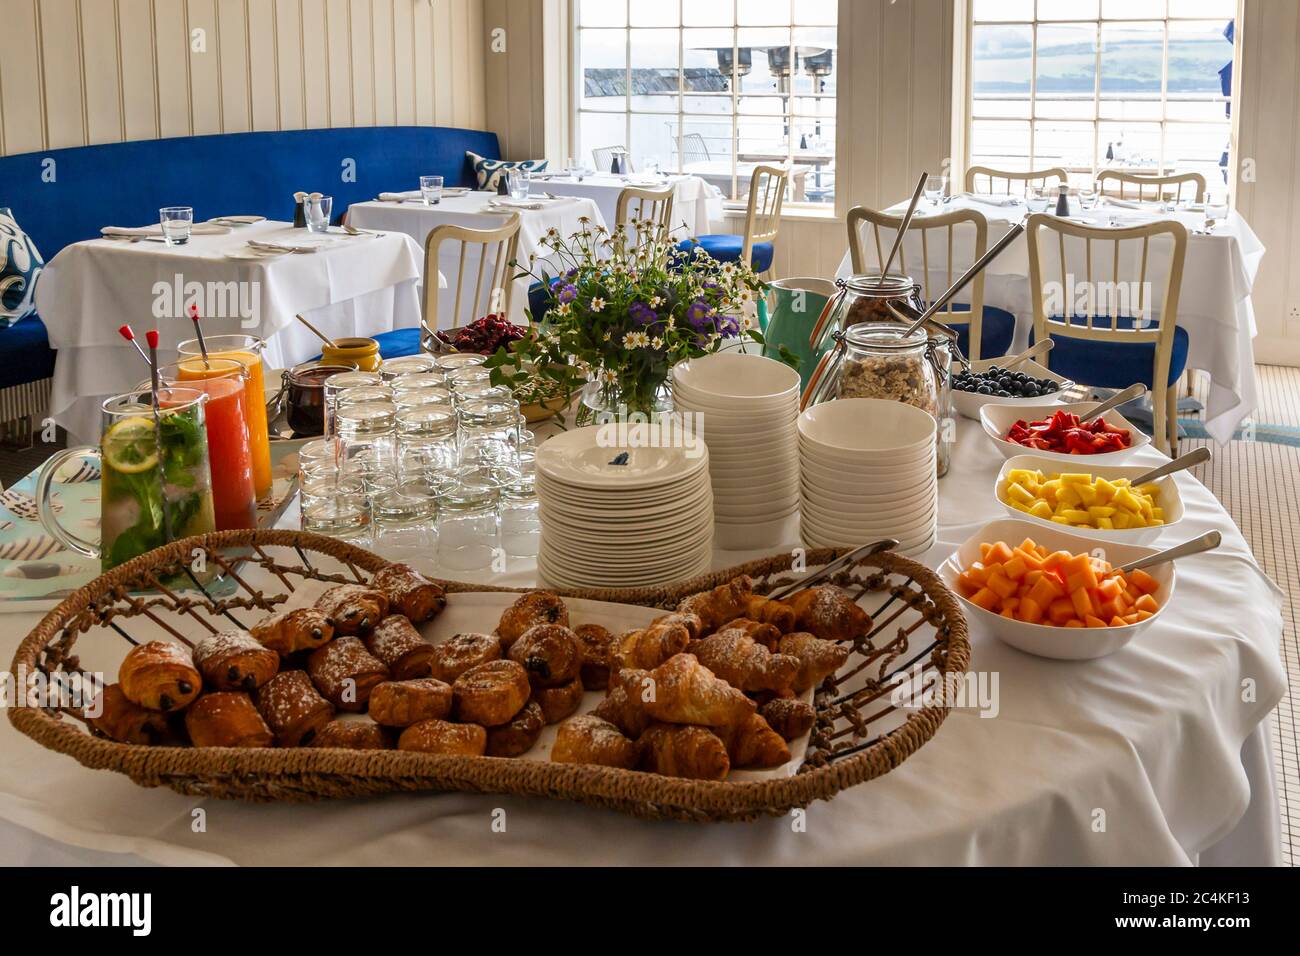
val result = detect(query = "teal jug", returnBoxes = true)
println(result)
[760,277,839,391]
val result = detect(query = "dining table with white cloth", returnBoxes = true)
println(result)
[835,196,1266,445]
[530,171,724,242]
[346,192,605,328]
[0,413,1284,866]
[34,220,425,443]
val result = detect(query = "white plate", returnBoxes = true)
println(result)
[798,398,937,456]
[538,550,713,590]
[952,357,1074,421]
[224,247,287,260]
[979,401,1150,464]
[538,502,715,539]
[536,423,709,490]
[712,497,800,520]
[672,352,801,402]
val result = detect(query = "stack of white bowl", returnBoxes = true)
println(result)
[798,398,939,556]
[671,352,801,550]
[535,422,713,589]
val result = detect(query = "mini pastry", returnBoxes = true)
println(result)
[612,615,695,672]
[739,595,797,633]
[485,701,545,757]
[307,636,389,711]
[184,692,274,748]
[86,683,176,745]
[573,623,615,690]
[785,585,872,643]
[592,668,653,738]
[249,607,334,656]
[430,632,503,683]
[551,715,639,769]
[367,678,453,727]
[677,577,753,631]
[642,653,755,728]
[256,670,335,746]
[118,641,201,712]
[496,591,568,647]
[192,630,280,692]
[688,630,800,694]
[397,718,487,756]
[508,624,581,687]
[759,697,816,740]
[713,617,783,651]
[714,712,790,769]
[638,723,730,780]
[312,714,393,750]
[532,674,584,724]
[452,659,531,726]
[370,563,447,622]
[314,584,389,636]
[364,614,435,680]
[778,632,851,692]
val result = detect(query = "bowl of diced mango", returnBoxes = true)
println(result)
[939,519,1174,660]
[993,455,1183,545]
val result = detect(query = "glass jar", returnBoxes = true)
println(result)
[336,401,398,490]
[499,476,540,557]
[379,355,439,381]
[435,352,488,374]
[284,361,357,437]
[323,370,383,437]
[810,273,925,355]
[437,474,499,571]
[372,486,438,559]
[396,406,459,488]
[458,398,522,486]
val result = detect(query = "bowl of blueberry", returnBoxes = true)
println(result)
[951,358,1074,421]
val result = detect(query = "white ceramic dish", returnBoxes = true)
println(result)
[951,357,1074,421]
[938,517,1174,661]
[799,463,935,497]
[536,423,709,490]
[798,432,935,465]
[993,454,1184,546]
[798,398,937,456]
[979,400,1150,464]
[800,498,936,535]
[713,497,800,520]
[672,352,801,401]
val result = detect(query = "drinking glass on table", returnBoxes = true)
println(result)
[322,370,384,437]
[300,473,371,543]
[160,206,194,245]
[436,472,500,571]
[1078,183,1099,211]
[508,169,531,200]
[420,175,444,205]
[924,174,948,206]
[305,195,333,233]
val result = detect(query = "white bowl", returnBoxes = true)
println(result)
[938,517,1174,661]
[672,352,801,402]
[952,357,1074,421]
[801,520,933,554]
[713,497,800,519]
[675,399,797,424]
[993,454,1185,546]
[800,464,935,499]
[798,436,936,471]
[799,454,935,490]
[713,515,793,550]
[798,398,937,457]
[704,430,799,456]
[800,496,936,534]
[979,400,1150,464]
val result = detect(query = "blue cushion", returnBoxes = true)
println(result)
[369,327,426,359]
[467,151,548,191]
[0,207,44,328]
[942,303,1016,361]
[527,280,551,323]
[676,235,775,273]
[0,126,500,260]
[0,315,56,390]
[1030,317,1189,388]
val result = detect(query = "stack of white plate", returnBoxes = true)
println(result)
[535,423,713,589]
[671,352,801,550]
[798,398,939,556]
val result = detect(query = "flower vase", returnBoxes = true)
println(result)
[576,376,674,427]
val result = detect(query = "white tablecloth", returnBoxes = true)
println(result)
[836,198,1266,444]
[0,417,1284,866]
[532,172,723,241]
[35,221,424,443]
[347,193,605,328]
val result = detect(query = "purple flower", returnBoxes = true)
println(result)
[557,283,578,304]
[717,315,740,338]
[628,300,658,327]
[685,299,715,331]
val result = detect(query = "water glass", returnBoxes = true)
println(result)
[396,407,459,485]
[380,355,439,381]
[394,386,454,411]
[300,474,370,543]
[306,195,333,233]
[458,398,522,486]
[160,206,194,245]
[336,401,398,491]
[391,371,448,393]
[448,366,492,393]
[499,477,540,557]
[372,486,438,559]
[453,383,513,410]
[508,169,531,200]
[435,353,488,374]
[924,175,947,205]
[298,437,342,482]
[324,370,384,437]
[419,175,444,206]
[1079,184,1098,210]
[437,474,500,571]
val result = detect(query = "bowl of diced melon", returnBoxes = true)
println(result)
[993,455,1184,545]
[939,518,1173,660]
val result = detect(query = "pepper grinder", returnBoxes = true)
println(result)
[292,190,307,228]
[1054,184,1071,217]
[496,174,509,196]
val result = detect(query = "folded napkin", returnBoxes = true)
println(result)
[246,238,321,254]
[377,190,423,202]
[207,214,265,225]
[965,194,1021,207]
[101,223,233,237]
[488,198,546,210]
[1101,197,1161,210]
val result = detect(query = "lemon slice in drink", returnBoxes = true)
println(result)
[103,416,159,474]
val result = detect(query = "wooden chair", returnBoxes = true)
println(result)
[615,183,675,234]
[681,132,711,165]
[592,145,632,174]
[678,164,788,278]
[1025,213,1189,454]
[965,165,1069,195]
[846,205,1014,362]
[1096,170,1206,203]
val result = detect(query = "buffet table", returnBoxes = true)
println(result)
[0,418,1284,866]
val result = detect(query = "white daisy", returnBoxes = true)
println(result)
[590,297,606,313]
[650,336,664,349]
[601,369,619,383]
[603,330,612,341]
[649,295,663,307]
[622,332,639,348]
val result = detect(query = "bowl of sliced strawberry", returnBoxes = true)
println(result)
[979,402,1149,463]
[434,314,528,355]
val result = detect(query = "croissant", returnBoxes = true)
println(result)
[592,668,653,738]
[714,712,790,769]
[485,701,545,757]
[638,723,730,780]
[364,614,435,680]
[740,596,797,633]
[508,624,581,687]
[397,718,487,756]
[676,576,753,631]
[192,630,280,692]
[371,563,447,622]
[784,586,872,642]
[573,623,616,690]
[778,632,850,692]
[760,696,817,740]
[496,591,569,648]
[642,653,755,728]
[86,683,178,745]
[184,692,274,748]
[688,630,800,694]
[551,715,639,769]
[307,636,390,711]
[118,641,201,712]
[256,670,335,746]
[312,714,393,750]
[612,616,694,672]
[532,675,584,724]
[367,678,453,727]
[430,632,502,683]
[314,584,389,636]
[709,617,781,650]
[249,607,334,656]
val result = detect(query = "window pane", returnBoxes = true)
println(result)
[794,0,837,26]
[629,29,680,113]
[580,0,626,28]
[682,0,732,27]
[1168,19,1234,98]
[971,119,1032,170]
[973,0,1033,20]
[1100,23,1164,98]
[1099,97,1163,121]
[1038,0,1098,19]
[630,114,678,172]
[791,27,836,98]
[579,112,628,170]
[736,0,789,27]
[629,0,679,28]
[1163,123,1230,174]
[972,24,1033,106]
[792,116,836,204]
[1169,0,1237,17]
[680,116,736,196]
[1101,0,1165,18]
[1033,120,1094,170]
[579,29,627,112]
[1097,122,1163,168]
[737,28,793,96]
[1037,24,1098,98]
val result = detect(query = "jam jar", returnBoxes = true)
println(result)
[809,273,925,356]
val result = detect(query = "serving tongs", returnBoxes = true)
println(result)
[768,539,900,600]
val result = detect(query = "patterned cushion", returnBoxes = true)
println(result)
[466,150,548,191]
[0,207,44,328]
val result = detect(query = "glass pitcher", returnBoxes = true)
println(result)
[35,389,217,571]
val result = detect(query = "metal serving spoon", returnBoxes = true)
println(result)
[1128,447,1212,486]
[1116,530,1221,574]
[1079,383,1146,424]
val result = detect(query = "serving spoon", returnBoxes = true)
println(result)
[1116,530,1221,574]
[999,339,1054,372]
[768,538,899,600]
[1078,383,1146,424]
[1128,447,1212,486]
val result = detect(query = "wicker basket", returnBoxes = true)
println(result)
[8,529,969,822]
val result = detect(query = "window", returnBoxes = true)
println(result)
[967,0,1236,195]
[574,0,838,205]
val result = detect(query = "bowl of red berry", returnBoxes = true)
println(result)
[979,401,1148,463]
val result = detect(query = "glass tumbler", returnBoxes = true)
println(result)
[306,195,333,233]
[447,366,492,393]
[300,473,370,543]
[380,355,439,381]
[160,206,193,245]
[458,398,522,486]
[298,437,342,482]
[336,401,398,492]
[372,486,438,559]
[419,175,444,206]
[434,352,488,374]
[390,371,448,393]
[397,406,460,486]
[499,476,540,557]
[324,370,384,437]
[437,474,500,571]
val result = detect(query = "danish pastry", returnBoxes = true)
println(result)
[573,623,616,690]
[777,632,850,692]
[314,584,389,636]
[532,674,584,724]
[612,615,695,672]
[307,636,389,712]
[551,715,639,769]
[688,629,800,694]
[508,624,581,688]
[430,632,502,683]
[784,586,872,643]
[496,591,569,647]
[364,614,435,680]
[638,723,730,780]
[397,718,487,756]
[642,653,755,728]
[184,692,274,748]
[249,607,334,656]
[370,563,447,623]
[677,577,753,631]
[86,683,178,745]
[452,659,531,726]
[485,701,546,757]
[192,630,280,692]
[759,697,816,740]
[256,670,335,747]
[312,714,393,750]
[592,667,653,738]
[118,641,201,712]
[367,678,453,727]
[714,712,790,769]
